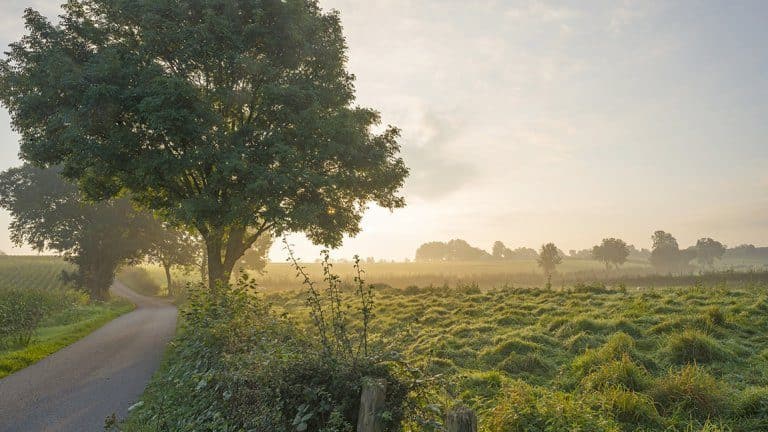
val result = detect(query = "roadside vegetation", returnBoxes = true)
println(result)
[0,256,132,378]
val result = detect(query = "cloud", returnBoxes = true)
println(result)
[505,1,579,23]
[401,111,477,200]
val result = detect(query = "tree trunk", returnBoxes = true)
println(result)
[163,262,172,296]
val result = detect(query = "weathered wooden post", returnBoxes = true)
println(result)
[445,405,477,432]
[357,378,387,432]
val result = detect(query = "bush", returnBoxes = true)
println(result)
[649,365,729,418]
[118,267,161,296]
[0,287,82,347]
[664,330,729,365]
[487,381,621,432]
[125,259,409,432]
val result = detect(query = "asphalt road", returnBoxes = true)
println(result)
[0,281,177,432]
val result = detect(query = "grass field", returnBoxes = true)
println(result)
[0,256,134,378]
[263,279,768,431]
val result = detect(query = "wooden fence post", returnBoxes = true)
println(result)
[445,405,477,432]
[357,378,387,432]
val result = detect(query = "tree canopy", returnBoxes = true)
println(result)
[0,0,408,288]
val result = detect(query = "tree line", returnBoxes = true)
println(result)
[415,232,738,275]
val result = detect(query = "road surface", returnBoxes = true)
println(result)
[0,281,177,432]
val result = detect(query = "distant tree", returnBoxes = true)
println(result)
[492,241,506,259]
[537,243,563,278]
[415,242,448,262]
[0,165,151,299]
[569,248,593,259]
[0,1,408,290]
[649,230,692,273]
[446,239,491,261]
[695,238,726,269]
[505,247,539,260]
[627,245,651,261]
[235,234,273,274]
[592,238,630,270]
[144,223,199,292]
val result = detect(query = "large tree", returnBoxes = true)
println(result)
[0,165,151,299]
[592,237,630,270]
[0,0,408,289]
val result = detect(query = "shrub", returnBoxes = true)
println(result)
[118,267,161,296]
[649,365,729,418]
[0,287,82,347]
[487,381,621,432]
[664,330,729,364]
[125,258,409,432]
[581,355,652,392]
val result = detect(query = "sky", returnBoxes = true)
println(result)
[0,1,766,261]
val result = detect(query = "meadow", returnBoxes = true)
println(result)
[261,279,768,431]
[0,256,132,378]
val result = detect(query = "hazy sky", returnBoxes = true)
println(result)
[0,1,766,261]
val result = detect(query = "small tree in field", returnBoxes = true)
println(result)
[0,0,408,289]
[538,243,562,285]
[695,238,726,269]
[592,238,630,270]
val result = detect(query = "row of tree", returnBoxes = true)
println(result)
[415,232,731,275]
[0,165,272,299]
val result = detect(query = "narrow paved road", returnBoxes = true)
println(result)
[0,281,177,432]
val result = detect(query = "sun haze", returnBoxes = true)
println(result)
[0,1,766,261]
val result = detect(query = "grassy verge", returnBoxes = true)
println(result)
[0,299,134,378]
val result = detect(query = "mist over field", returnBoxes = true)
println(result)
[0,1,767,432]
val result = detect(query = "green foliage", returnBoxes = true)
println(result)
[0,0,408,288]
[125,271,407,431]
[0,287,83,347]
